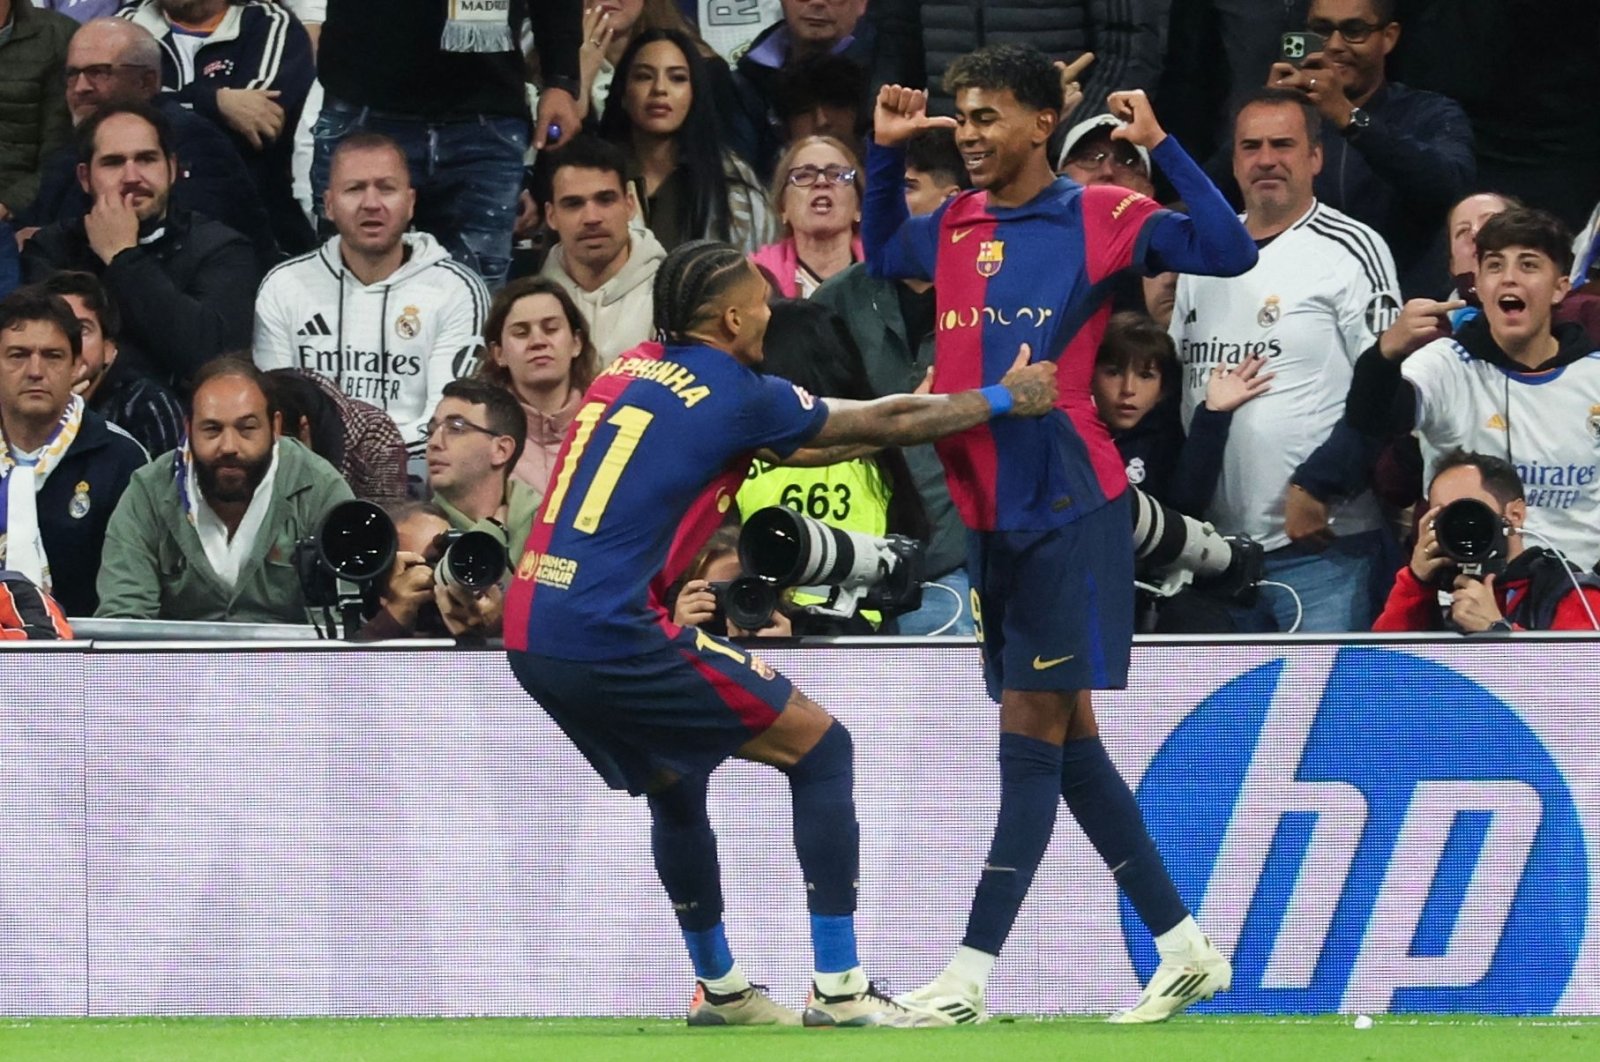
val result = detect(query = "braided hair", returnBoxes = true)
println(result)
[652,239,754,342]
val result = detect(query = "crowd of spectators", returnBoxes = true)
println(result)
[3,0,1599,639]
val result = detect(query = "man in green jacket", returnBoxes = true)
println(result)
[96,357,354,623]
[0,0,75,221]
[425,377,535,565]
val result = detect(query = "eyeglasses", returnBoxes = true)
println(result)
[422,414,502,441]
[786,164,857,188]
[1065,148,1145,173]
[64,63,144,85]
[1306,18,1388,43]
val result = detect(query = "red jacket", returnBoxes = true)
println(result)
[1373,561,1600,632]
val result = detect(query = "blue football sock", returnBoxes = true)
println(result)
[783,722,861,973]
[681,924,735,983]
[647,775,733,979]
[961,732,1063,955]
[1060,736,1188,936]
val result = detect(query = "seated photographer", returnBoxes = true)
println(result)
[355,501,503,642]
[96,358,354,622]
[1373,451,1600,633]
[667,525,874,638]
[425,380,536,564]
[736,299,927,630]
[668,527,794,639]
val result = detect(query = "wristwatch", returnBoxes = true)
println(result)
[1343,107,1372,138]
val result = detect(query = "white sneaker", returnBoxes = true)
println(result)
[802,981,946,1027]
[686,981,800,1026]
[894,975,988,1025]
[1107,937,1232,1024]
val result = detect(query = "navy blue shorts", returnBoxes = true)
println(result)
[506,625,794,795]
[967,492,1133,701]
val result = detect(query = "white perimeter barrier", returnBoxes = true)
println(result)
[2,639,1597,1016]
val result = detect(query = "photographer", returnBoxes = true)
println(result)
[1373,451,1600,633]
[669,527,795,639]
[355,501,503,641]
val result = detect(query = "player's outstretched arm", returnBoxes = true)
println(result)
[810,345,1056,449]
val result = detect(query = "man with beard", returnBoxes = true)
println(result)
[20,100,258,391]
[96,356,353,622]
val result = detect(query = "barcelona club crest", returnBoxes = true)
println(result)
[976,240,1005,277]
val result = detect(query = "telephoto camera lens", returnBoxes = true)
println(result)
[1434,498,1503,566]
[434,529,508,592]
[317,500,397,582]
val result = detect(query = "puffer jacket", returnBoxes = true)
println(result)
[916,0,1169,123]
[0,0,75,212]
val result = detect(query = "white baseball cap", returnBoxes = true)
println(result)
[1057,114,1152,174]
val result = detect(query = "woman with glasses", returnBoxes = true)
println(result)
[598,28,772,255]
[751,135,865,299]
[476,277,602,503]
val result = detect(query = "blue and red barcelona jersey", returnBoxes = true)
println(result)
[876,178,1170,531]
[504,341,829,660]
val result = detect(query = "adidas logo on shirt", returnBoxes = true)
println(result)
[297,313,333,337]
[1184,308,1198,325]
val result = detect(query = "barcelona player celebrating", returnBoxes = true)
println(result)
[504,239,1058,1027]
[863,47,1259,1023]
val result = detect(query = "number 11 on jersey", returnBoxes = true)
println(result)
[542,402,656,533]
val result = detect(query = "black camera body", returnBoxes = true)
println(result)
[705,576,783,633]
[1434,497,1511,579]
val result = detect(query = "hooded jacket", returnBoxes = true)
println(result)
[253,232,489,461]
[538,225,666,367]
[1347,316,1600,568]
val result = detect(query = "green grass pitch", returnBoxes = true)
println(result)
[3,1016,1597,1062]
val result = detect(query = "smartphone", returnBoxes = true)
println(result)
[1281,31,1327,65]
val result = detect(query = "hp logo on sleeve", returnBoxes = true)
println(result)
[1123,647,1586,1014]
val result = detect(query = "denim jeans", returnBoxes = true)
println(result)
[896,566,976,637]
[311,97,527,289]
[1231,529,1390,634]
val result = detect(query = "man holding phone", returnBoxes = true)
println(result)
[1267,0,1474,299]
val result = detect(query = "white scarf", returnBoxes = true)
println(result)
[441,0,513,54]
[180,437,282,590]
[0,396,86,592]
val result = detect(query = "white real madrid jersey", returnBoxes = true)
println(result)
[1171,201,1401,549]
[1405,338,1600,568]
[252,232,488,458]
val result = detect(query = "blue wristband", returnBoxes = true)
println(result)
[979,384,1013,417]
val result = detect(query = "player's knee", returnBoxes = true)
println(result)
[1000,688,1078,744]
[785,717,853,783]
[645,773,711,830]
